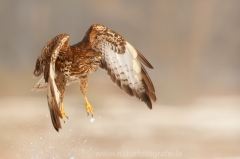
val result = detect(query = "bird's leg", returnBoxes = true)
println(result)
[84,96,94,116]
[80,75,94,116]
[60,102,68,122]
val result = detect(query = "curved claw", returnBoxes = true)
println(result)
[60,102,68,122]
[85,102,94,116]
[84,97,94,116]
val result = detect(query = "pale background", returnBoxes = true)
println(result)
[0,0,240,159]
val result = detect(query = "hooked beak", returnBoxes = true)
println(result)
[93,56,101,65]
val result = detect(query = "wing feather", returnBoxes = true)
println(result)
[33,34,69,79]
[85,24,156,108]
[33,34,70,131]
[47,34,69,131]
[136,49,154,69]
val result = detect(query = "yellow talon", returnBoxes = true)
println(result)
[84,97,94,116]
[60,102,68,122]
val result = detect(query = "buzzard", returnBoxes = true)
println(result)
[32,24,156,131]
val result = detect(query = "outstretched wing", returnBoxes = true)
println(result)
[33,34,70,131]
[84,24,156,108]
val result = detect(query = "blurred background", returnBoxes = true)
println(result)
[0,0,240,158]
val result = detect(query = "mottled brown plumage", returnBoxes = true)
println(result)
[32,24,157,131]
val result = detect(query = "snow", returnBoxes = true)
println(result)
[90,117,95,123]
[0,96,240,158]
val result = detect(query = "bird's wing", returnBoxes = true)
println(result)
[33,34,70,80]
[84,24,156,108]
[33,34,70,131]
[47,35,70,131]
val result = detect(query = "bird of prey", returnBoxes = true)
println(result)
[32,24,156,131]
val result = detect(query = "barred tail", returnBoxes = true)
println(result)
[31,77,48,91]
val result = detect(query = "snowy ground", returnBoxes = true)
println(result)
[0,95,240,159]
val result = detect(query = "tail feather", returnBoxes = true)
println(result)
[31,77,48,91]
[31,77,79,91]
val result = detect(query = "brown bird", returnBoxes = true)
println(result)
[32,24,156,131]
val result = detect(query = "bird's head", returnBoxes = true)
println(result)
[84,50,101,67]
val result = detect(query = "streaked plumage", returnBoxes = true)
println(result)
[32,24,156,131]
